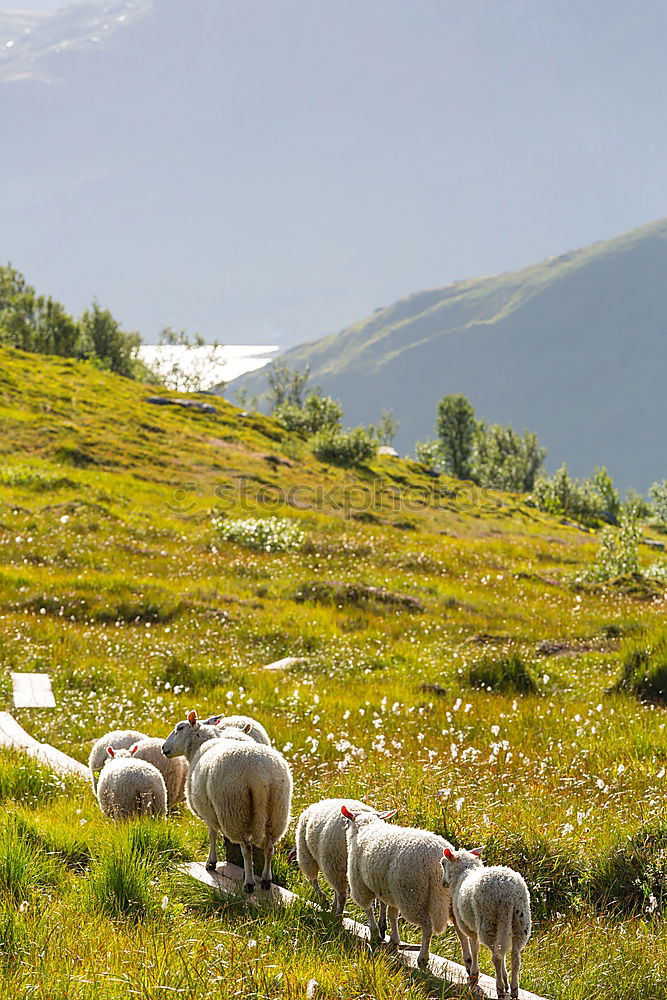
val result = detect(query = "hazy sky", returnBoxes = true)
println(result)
[2,0,667,345]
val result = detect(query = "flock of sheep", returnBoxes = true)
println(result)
[88,710,531,1000]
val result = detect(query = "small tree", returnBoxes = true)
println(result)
[78,302,141,378]
[275,392,342,435]
[649,481,667,524]
[146,326,226,392]
[593,507,641,580]
[375,409,399,446]
[413,438,444,472]
[266,360,311,411]
[472,423,546,491]
[436,394,476,480]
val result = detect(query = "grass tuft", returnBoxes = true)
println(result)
[466,653,537,694]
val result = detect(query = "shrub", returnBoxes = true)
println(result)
[412,438,444,472]
[466,653,537,694]
[613,635,667,703]
[436,393,476,480]
[588,822,667,915]
[472,423,545,491]
[275,392,342,436]
[531,464,610,525]
[310,426,375,466]
[649,480,667,525]
[586,507,641,582]
[213,516,305,552]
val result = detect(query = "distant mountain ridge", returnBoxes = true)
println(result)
[230,218,667,492]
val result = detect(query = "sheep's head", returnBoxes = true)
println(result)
[162,710,199,758]
[340,804,397,827]
[106,745,131,760]
[440,846,483,886]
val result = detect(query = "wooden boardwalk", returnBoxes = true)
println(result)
[11,672,56,708]
[0,711,89,780]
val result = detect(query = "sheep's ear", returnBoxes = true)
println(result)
[341,805,356,821]
[187,710,198,727]
[242,722,252,734]
[470,846,484,857]
[107,746,115,758]
[378,808,397,821]
[130,744,138,755]
[443,847,455,861]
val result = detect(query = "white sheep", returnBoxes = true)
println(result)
[296,798,395,926]
[203,712,271,746]
[342,804,468,967]
[441,846,531,999]
[88,729,148,791]
[162,710,292,893]
[96,746,167,820]
[128,737,188,806]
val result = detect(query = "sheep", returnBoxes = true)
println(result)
[88,729,148,791]
[342,804,468,967]
[441,846,531,999]
[296,798,395,929]
[203,712,271,746]
[128,737,188,806]
[162,709,292,893]
[96,746,167,820]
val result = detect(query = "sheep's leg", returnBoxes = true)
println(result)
[492,951,508,999]
[259,838,274,891]
[308,878,328,908]
[377,901,387,939]
[240,840,255,893]
[206,828,218,871]
[387,905,400,948]
[365,906,381,946]
[452,920,473,976]
[509,947,522,999]
[468,934,481,990]
[333,888,346,915]
[417,916,432,968]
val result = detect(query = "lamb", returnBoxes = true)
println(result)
[441,846,531,999]
[162,710,292,893]
[342,804,468,967]
[128,737,188,806]
[88,729,148,791]
[203,712,271,746]
[296,798,395,925]
[96,746,167,820]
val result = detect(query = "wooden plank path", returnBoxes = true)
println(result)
[11,672,56,708]
[0,711,89,780]
[180,861,547,1000]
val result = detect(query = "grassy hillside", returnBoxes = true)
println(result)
[231,217,667,492]
[2,345,667,999]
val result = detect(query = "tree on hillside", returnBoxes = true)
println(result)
[436,393,477,480]
[266,360,311,411]
[0,264,79,357]
[472,423,546,491]
[374,409,399,446]
[275,391,342,435]
[78,302,141,378]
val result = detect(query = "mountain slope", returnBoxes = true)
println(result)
[230,218,667,491]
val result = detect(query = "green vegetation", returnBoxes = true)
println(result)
[213,516,306,552]
[466,652,537,694]
[614,635,667,704]
[533,464,622,526]
[1,344,667,998]
[436,393,477,480]
[310,425,376,466]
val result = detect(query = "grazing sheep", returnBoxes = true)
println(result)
[296,798,395,927]
[342,804,466,967]
[88,729,148,791]
[441,847,531,999]
[203,712,271,746]
[129,737,188,806]
[162,710,292,893]
[96,746,167,819]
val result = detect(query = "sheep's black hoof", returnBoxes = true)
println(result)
[244,882,255,894]
[205,861,217,871]
[260,878,272,891]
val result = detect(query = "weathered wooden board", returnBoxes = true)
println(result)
[262,656,308,671]
[11,672,56,708]
[179,860,547,1000]
[0,711,89,780]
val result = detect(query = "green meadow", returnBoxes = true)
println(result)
[1,346,666,998]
